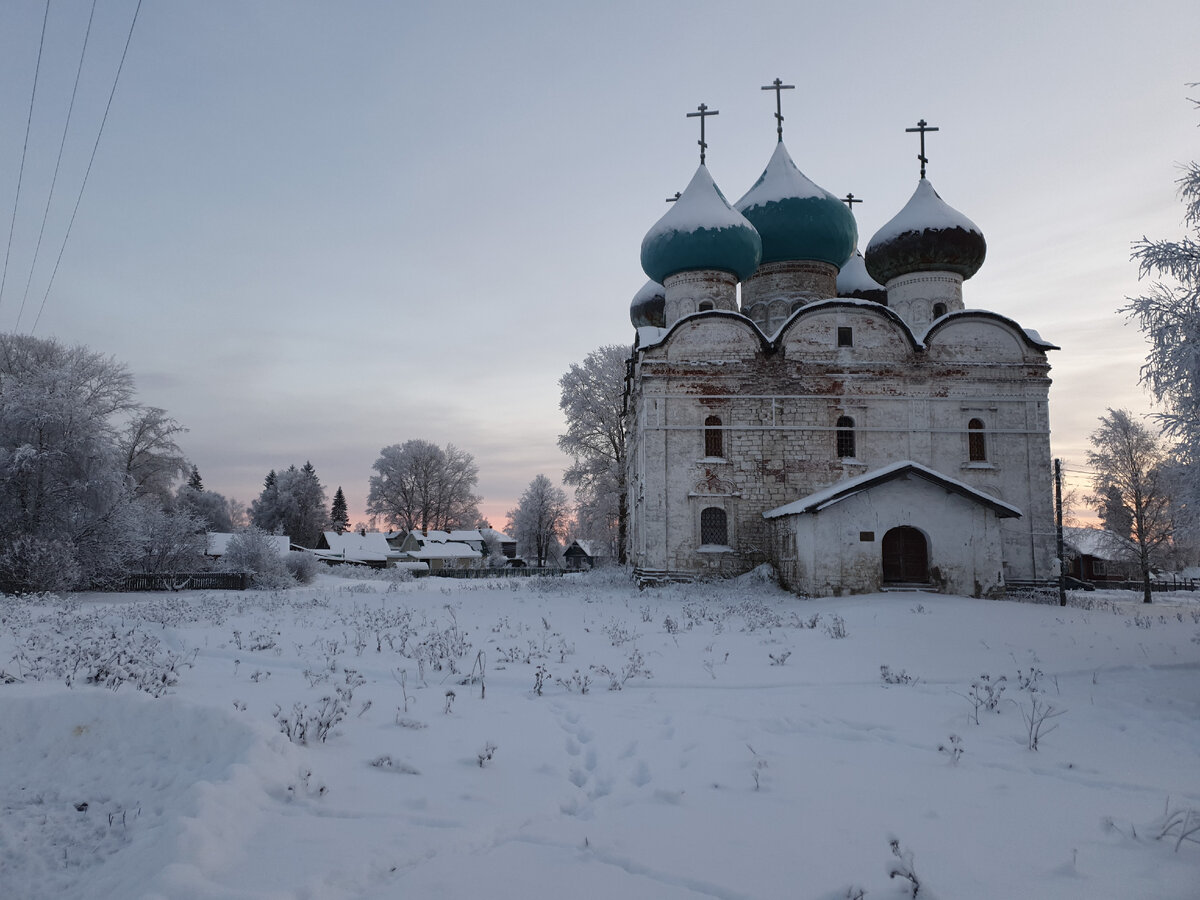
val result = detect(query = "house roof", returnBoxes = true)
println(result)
[1062,527,1133,560]
[319,531,400,564]
[763,460,1022,519]
[447,530,484,543]
[408,541,481,560]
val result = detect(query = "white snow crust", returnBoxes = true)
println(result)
[2,574,1198,899]
[868,178,982,247]
[735,140,834,209]
[643,165,755,241]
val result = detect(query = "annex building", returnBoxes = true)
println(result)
[625,96,1057,597]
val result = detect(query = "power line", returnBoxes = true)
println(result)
[31,0,143,335]
[14,0,99,332]
[0,0,51,319]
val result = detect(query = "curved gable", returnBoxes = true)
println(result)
[924,311,1053,363]
[654,310,770,361]
[776,299,921,361]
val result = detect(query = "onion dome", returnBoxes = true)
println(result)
[630,279,666,328]
[640,165,762,284]
[836,251,886,303]
[864,179,986,284]
[734,141,857,269]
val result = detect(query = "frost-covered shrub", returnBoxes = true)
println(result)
[220,527,294,589]
[285,551,319,585]
[273,689,348,744]
[0,535,82,594]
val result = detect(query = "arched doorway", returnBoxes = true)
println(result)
[882,526,929,583]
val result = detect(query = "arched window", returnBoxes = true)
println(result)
[700,507,728,545]
[698,300,714,312]
[836,415,856,459]
[933,302,947,318]
[704,415,724,458]
[968,418,987,461]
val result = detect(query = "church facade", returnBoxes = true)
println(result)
[625,106,1057,597]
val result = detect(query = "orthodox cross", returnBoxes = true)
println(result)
[905,118,939,179]
[686,103,719,165]
[666,191,681,203]
[761,78,795,141]
[842,193,863,211]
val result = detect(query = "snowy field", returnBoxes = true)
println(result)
[1,570,1198,900]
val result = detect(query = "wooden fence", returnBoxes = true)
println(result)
[118,572,250,592]
[431,567,564,579]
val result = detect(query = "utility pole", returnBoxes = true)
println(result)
[1055,458,1066,606]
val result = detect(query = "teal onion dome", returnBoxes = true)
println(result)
[630,279,666,328]
[640,165,762,284]
[734,141,857,269]
[865,179,986,284]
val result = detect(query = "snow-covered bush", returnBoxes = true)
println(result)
[285,551,320,585]
[0,535,81,595]
[220,527,294,589]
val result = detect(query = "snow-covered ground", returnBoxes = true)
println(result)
[2,571,1198,899]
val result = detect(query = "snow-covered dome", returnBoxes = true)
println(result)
[734,141,857,270]
[836,250,886,304]
[641,165,762,284]
[864,179,986,285]
[630,279,666,328]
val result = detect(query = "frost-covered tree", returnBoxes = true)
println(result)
[507,474,569,567]
[330,486,350,534]
[0,334,191,591]
[118,407,189,505]
[1122,92,1200,519]
[367,440,481,532]
[130,499,210,574]
[558,344,629,563]
[1086,409,1174,603]
[250,463,328,547]
[218,526,293,589]
[176,472,235,533]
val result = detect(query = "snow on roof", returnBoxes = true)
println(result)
[644,164,755,237]
[448,530,484,542]
[421,530,451,543]
[481,528,514,543]
[321,531,399,562]
[206,532,291,556]
[736,140,832,207]
[408,541,481,560]
[868,178,981,248]
[763,460,1022,519]
[1062,527,1132,560]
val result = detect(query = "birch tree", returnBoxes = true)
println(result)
[558,345,629,563]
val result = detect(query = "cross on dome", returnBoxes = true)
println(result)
[686,103,719,165]
[760,78,795,142]
[905,118,939,179]
[842,193,863,210]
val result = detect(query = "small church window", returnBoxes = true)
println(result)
[968,418,987,461]
[837,326,853,347]
[704,415,724,458]
[700,507,728,545]
[836,415,856,459]
[698,300,714,312]
[933,302,947,318]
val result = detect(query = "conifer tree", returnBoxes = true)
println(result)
[331,486,350,534]
[188,465,204,492]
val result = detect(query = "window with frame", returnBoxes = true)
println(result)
[836,415,856,459]
[933,302,947,318]
[837,326,853,347]
[968,418,986,461]
[704,415,724,458]
[700,507,728,545]
[698,300,714,312]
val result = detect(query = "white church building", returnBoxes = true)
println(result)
[625,101,1057,597]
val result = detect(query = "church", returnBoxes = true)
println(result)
[625,90,1057,597]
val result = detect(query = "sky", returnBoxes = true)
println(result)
[0,0,1196,527]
